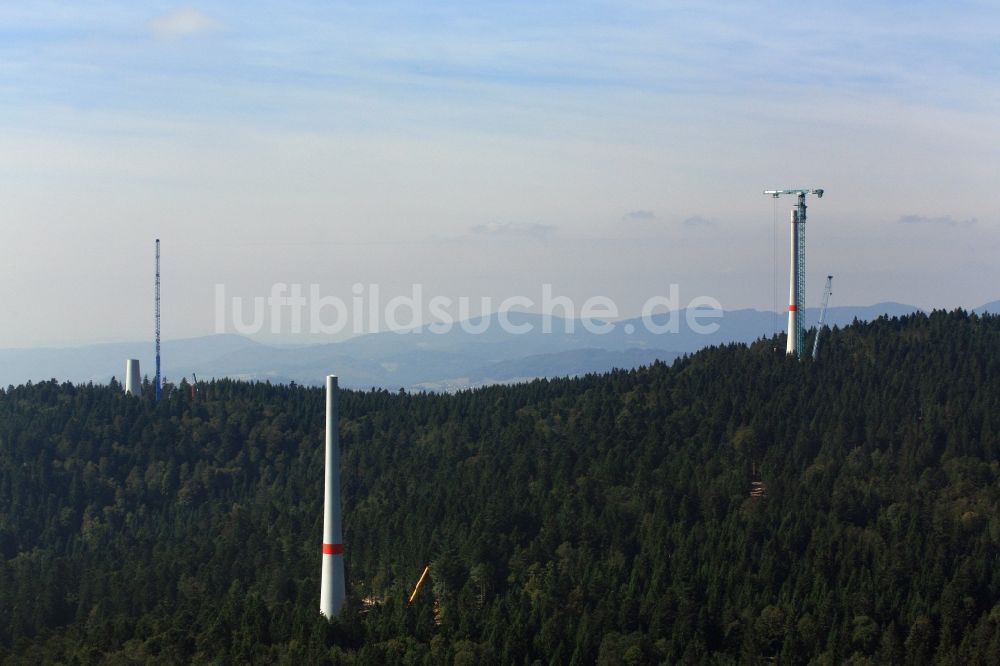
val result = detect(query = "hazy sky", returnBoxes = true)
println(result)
[1,1,998,347]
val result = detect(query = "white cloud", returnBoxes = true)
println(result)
[469,222,557,239]
[682,215,717,229]
[150,7,218,39]
[622,210,657,221]
[897,214,976,227]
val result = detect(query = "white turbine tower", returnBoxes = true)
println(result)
[764,188,824,359]
[320,375,346,618]
[124,359,142,396]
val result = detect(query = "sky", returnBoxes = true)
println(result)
[0,1,998,347]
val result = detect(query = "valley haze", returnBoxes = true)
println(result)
[3,302,986,391]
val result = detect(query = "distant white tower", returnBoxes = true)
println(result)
[125,359,142,396]
[320,375,346,618]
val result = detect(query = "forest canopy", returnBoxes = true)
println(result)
[1,310,999,664]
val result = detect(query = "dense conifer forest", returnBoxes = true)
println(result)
[2,310,1000,664]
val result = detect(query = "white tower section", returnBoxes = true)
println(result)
[320,375,346,618]
[125,359,142,396]
[786,209,800,356]
[764,188,823,359]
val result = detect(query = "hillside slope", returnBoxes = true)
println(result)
[1,311,999,664]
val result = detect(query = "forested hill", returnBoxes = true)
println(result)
[2,310,1000,664]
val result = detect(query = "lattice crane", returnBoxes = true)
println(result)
[812,275,833,359]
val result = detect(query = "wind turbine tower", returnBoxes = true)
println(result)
[764,188,824,359]
[125,359,142,396]
[320,375,346,618]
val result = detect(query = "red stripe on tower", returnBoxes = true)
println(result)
[322,543,344,555]
[788,305,797,311]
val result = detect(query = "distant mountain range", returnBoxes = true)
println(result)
[2,301,995,390]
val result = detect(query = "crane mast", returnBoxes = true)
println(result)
[812,275,833,359]
[155,239,161,402]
